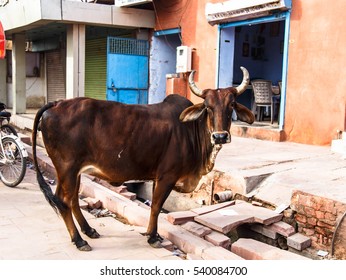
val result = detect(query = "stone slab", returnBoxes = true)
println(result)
[191,201,235,215]
[201,246,244,260]
[181,221,212,237]
[204,231,231,248]
[267,221,295,237]
[231,238,310,260]
[287,233,312,251]
[194,201,282,234]
[250,224,278,239]
[166,210,198,225]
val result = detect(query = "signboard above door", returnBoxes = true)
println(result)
[205,0,292,25]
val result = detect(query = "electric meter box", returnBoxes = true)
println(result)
[176,46,192,73]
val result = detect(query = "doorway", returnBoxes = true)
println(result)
[218,12,290,129]
[149,30,181,104]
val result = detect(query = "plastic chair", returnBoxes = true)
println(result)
[251,79,279,124]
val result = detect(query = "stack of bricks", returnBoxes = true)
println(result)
[291,190,346,252]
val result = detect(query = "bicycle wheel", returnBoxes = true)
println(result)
[1,124,18,136]
[0,137,27,187]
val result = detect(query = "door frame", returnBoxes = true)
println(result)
[216,11,291,130]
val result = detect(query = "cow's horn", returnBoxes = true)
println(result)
[188,70,204,97]
[235,66,250,95]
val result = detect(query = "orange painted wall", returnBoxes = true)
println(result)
[153,0,218,104]
[284,0,346,145]
[154,0,346,145]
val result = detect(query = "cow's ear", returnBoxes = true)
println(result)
[180,103,206,122]
[234,102,255,124]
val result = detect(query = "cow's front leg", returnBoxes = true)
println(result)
[146,178,175,248]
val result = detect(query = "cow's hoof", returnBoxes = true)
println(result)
[149,240,162,248]
[75,240,92,251]
[147,234,163,248]
[84,228,100,239]
[77,243,92,251]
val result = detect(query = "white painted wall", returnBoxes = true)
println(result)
[149,34,180,104]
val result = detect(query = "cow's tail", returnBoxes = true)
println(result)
[32,101,66,215]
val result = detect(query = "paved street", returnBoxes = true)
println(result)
[0,168,180,260]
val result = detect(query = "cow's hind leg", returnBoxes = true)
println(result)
[55,174,91,251]
[72,175,100,239]
[146,177,175,248]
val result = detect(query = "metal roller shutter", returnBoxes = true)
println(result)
[47,50,66,102]
[85,38,107,100]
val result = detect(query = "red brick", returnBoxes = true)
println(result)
[302,228,315,236]
[324,212,336,221]
[315,210,325,219]
[320,200,336,214]
[304,206,315,217]
[307,217,317,226]
[315,226,333,236]
[298,194,313,208]
[295,213,307,223]
[317,219,335,228]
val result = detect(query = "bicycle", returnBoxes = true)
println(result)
[0,102,18,136]
[0,103,28,187]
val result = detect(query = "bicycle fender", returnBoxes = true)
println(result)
[2,135,29,158]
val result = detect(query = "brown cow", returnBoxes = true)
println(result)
[32,67,254,251]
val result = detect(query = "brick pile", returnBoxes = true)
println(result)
[291,190,346,253]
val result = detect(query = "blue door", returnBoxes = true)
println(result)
[106,37,149,104]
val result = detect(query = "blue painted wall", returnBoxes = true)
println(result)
[232,21,285,85]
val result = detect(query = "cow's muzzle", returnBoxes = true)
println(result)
[211,131,230,144]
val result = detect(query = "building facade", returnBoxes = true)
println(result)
[1,0,345,145]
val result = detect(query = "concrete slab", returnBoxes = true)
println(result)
[214,137,346,206]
